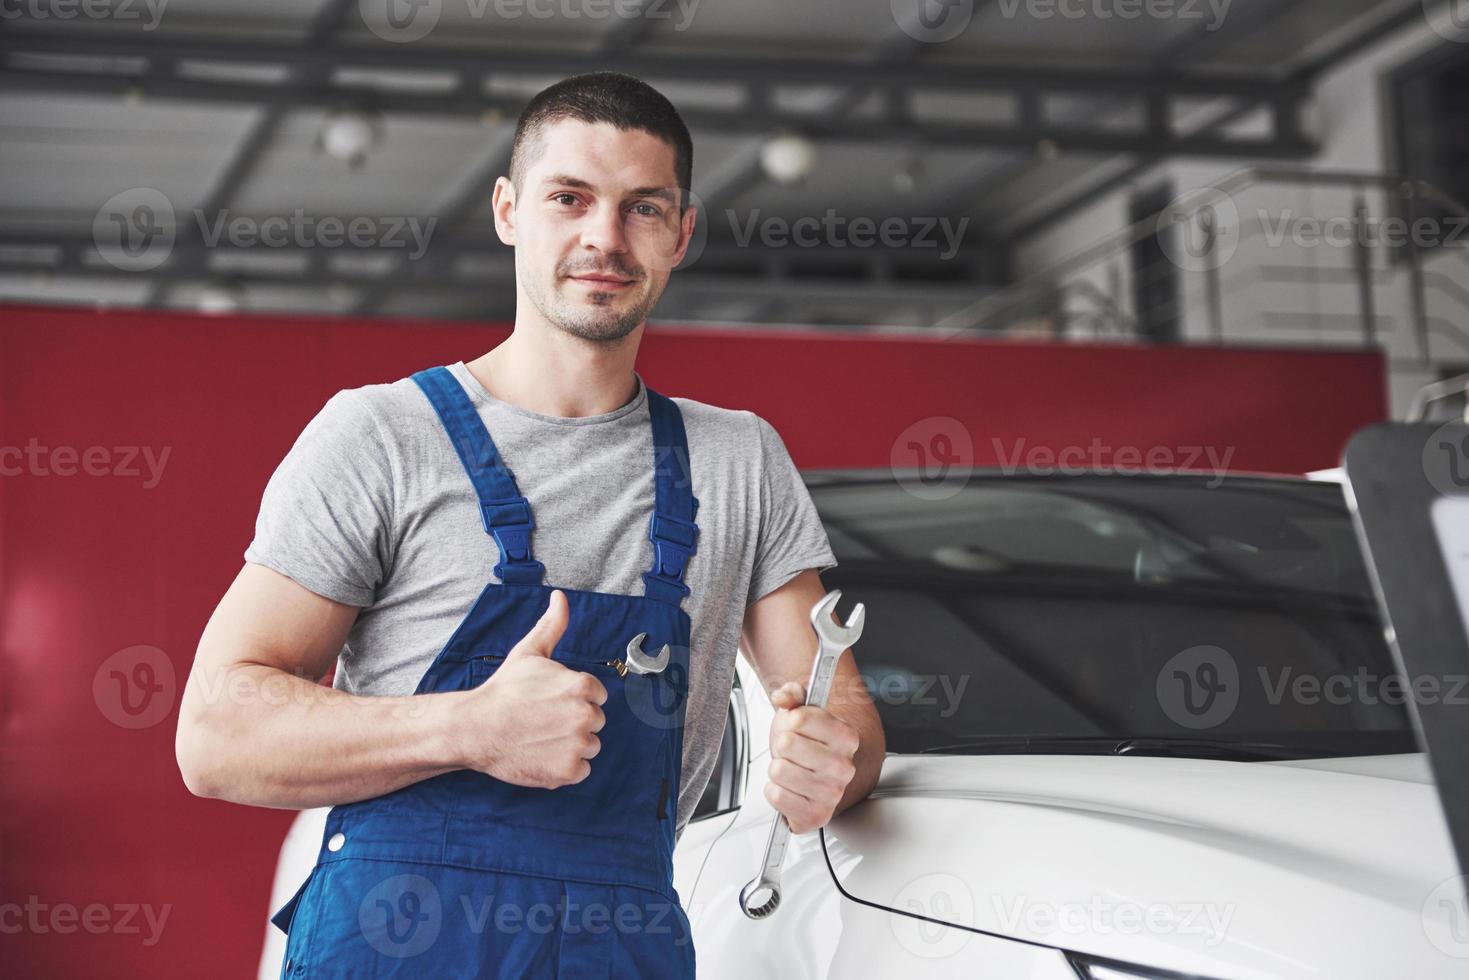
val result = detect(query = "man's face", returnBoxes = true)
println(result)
[495,118,696,345]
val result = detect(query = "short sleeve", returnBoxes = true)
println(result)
[745,414,838,606]
[243,388,395,607]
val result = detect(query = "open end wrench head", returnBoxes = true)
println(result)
[810,589,865,647]
[625,633,670,675]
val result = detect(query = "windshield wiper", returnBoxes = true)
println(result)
[917,735,1315,761]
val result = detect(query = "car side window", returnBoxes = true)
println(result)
[691,673,748,821]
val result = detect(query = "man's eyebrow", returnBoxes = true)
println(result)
[540,175,678,204]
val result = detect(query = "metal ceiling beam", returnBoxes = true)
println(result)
[0,33,1316,158]
[0,234,1004,290]
[138,0,358,307]
[996,0,1439,244]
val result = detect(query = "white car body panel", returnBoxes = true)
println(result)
[674,657,1465,980]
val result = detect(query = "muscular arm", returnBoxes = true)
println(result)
[175,563,471,809]
[740,569,885,825]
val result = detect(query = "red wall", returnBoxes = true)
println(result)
[0,303,1385,978]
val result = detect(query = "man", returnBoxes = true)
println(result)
[175,71,884,976]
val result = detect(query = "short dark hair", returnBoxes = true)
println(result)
[508,72,693,210]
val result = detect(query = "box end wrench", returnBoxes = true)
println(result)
[739,589,865,919]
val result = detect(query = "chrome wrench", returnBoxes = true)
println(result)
[739,589,865,919]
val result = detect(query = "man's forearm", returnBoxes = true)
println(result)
[830,671,886,817]
[176,663,470,809]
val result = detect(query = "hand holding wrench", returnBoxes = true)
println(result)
[739,589,865,919]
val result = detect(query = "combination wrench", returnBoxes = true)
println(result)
[739,588,865,919]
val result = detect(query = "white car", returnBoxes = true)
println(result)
[263,471,1467,979]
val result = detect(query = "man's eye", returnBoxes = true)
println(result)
[631,203,661,217]
[553,194,579,206]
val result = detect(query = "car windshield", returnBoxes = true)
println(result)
[806,473,1420,761]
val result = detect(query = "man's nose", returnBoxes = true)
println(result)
[579,202,629,255]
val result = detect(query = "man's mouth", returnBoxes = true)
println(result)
[568,272,636,289]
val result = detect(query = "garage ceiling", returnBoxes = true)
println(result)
[0,0,1436,328]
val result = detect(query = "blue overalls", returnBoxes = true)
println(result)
[268,365,700,978]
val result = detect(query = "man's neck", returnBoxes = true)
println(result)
[466,332,641,419]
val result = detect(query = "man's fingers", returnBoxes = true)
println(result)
[772,729,839,771]
[779,706,860,755]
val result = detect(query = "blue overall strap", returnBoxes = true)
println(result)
[643,388,700,606]
[410,366,545,586]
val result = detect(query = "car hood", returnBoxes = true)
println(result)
[821,752,1462,979]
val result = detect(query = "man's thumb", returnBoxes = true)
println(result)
[507,589,568,659]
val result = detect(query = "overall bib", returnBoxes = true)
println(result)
[269,365,701,979]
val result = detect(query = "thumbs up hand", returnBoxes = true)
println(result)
[450,590,608,789]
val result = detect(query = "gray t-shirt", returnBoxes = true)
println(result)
[243,359,837,840]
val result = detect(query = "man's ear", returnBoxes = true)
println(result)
[667,199,699,269]
[492,175,516,246]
